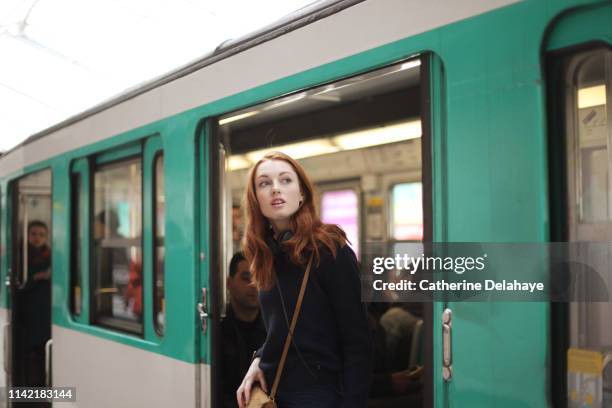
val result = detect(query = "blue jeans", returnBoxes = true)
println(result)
[275,384,340,408]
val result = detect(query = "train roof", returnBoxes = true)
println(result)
[0,0,518,177]
[3,0,357,154]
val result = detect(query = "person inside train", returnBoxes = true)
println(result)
[367,303,423,408]
[20,220,52,386]
[221,252,267,408]
[124,252,143,318]
[236,151,372,408]
[94,209,123,240]
[26,220,52,282]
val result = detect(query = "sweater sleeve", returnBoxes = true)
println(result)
[323,245,373,407]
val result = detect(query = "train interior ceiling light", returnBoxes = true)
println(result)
[221,58,422,170]
[228,120,422,170]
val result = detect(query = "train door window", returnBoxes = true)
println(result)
[92,158,143,334]
[320,188,360,258]
[566,48,611,348]
[570,51,610,225]
[218,57,428,407]
[9,168,52,388]
[70,158,90,324]
[552,47,612,406]
[71,172,83,315]
[153,154,165,334]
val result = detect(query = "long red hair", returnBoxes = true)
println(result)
[242,151,347,289]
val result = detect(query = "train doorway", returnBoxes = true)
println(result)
[548,46,612,407]
[7,169,53,398]
[208,56,432,408]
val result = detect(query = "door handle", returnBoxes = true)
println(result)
[197,288,209,335]
[45,339,52,386]
[3,324,9,374]
[442,308,452,381]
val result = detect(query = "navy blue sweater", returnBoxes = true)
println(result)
[255,244,372,407]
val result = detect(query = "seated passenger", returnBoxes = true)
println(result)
[380,305,420,371]
[221,252,266,408]
[368,303,423,408]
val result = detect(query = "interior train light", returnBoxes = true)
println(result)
[332,120,421,150]
[229,120,421,171]
[228,155,251,171]
[218,110,259,125]
[578,85,607,109]
[246,139,339,162]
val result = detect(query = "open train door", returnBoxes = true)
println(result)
[5,170,53,407]
[429,4,611,407]
[546,4,612,408]
[427,16,554,405]
[197,120,229,408]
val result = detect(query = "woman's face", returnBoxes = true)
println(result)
[254,159,304,231]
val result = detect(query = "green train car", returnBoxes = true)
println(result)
[0,0,611,406]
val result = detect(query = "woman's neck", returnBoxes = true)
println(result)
[270,219,291,237]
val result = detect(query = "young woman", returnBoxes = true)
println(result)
[236,151,372,408]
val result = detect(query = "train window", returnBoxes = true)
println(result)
[70,172,82,315]
[92,158,143,334]
[391,182,423,241]
[554,47,612,406]
[320,189,359,258]
[567,50,611,340]
[153,154,165,334]
[390,182,423,255]
[573,52,610,223]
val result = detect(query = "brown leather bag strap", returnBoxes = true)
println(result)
[269,253,314,400]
